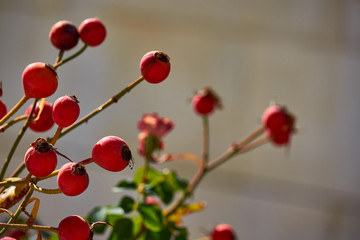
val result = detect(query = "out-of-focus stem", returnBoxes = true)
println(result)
[202,115,209,164]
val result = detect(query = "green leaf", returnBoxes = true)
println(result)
[151,180,174,205]
[106,207,125,226]
[86,206,124,234]
[167,171,188,191]
[48,234,59,240]
[138,203,164,232]
[145,228,171,240]
[112,179,137,192]
[118,195,135,213]
[108,217,133,240]
[86,206,109,234]
[134,166,163,185]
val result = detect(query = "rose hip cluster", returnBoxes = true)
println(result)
[0,14,177,240]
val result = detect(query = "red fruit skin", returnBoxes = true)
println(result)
[192,93,216,115]
[22,62,58,98]
[52,95,80,127]
[140,51,171,84]
[211,224,236,240]
[57,162,89,196]
[58,215,90,240]
[78,18,106,46]
[0,100,7,119]
[49,20,79,50]
[25,101,54,132]
[0,237,18,240]
[92,136,132,172]
[24,146,57,178]
[261,105,288,133]
[262,105,295,146]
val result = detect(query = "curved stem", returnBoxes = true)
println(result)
[155,153,204,169]
[0,115,27,133]
[0,187,34,236]
[53,44,88,70]
[51,126,63,145]
[55,76,144,140]
[0,95,29,126]
[0,98,38,181]
[54,49,64,66]
[29,183,62,194]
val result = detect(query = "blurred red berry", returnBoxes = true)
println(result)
[145,196,160,206]
[192,87,222,116]
[22,62,58,99]
[0,100,7,119]
[57,162,89,196]
[58,215,90,240]
[78,18,106,46]
[211,223,236,240]
[24,138,57,178]
[49,20,79,50]
[92,136,132,172]
[53,95,80,127]
[25,101,54,132]
[140,51,171,84]
[262,104,296,146]
[3,228,27,240]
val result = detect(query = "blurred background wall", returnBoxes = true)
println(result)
[0,0,360,239]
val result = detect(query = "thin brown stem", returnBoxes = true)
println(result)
[29,182,62,195]
[0,223,58,234]
[0,115,27,132]
[51,126,63,145]
[55,76,144,140]
[0,98,38,181]
[53,44,88,70]
[0,95,29,126]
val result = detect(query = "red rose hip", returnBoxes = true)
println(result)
[24,138,57,178]
[78,18,106,46]
[49,20,79,50]
[58,215,90,240]
[211,223,236,240]
[25,101,54,132]
[22,62,58,98]
[140,51,171,84]
[92,136,132,172]
[261,104,296,145]
[53,95,80,127]
[192,87,222,116]
[57,162,89,196]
